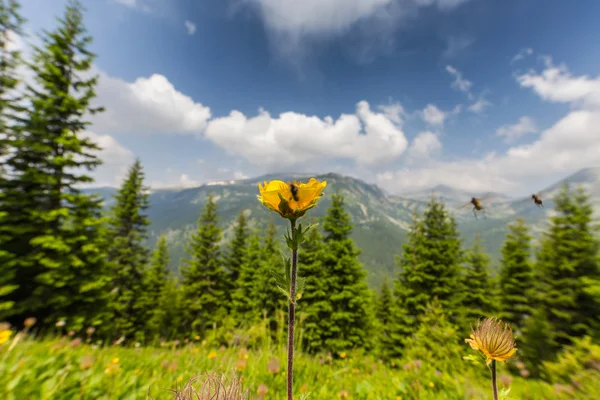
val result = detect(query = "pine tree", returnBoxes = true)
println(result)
[461,234,496,327]
[181,194,227,337]
[253,220,286,334]
[391,196,464,350]
[224,210,249,305]
[231,230,262,324]
[498,217,535,333]
[1,0,109,328]
[143,235,170,340]
[297,219,329,354]
[375,277,395,358]
[0,0,26,318]
[106,159,151,341]
[533,184,600,355]
[318,194,373,353]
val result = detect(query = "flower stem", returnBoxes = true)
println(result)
[287,220,298,400]
[491,360,498,400]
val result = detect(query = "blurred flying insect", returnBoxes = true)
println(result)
[459,197,490,219]
[289,182,300,202]
[531,193,543,208]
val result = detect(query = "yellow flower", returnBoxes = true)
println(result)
[111,357,120,364]
[257,178,327,220]
[465,317,517,366]
[429,382,434,388]
[177,375,183,383]
[207,351,217,359]
[339,352,347,359]
[0,329,12,345]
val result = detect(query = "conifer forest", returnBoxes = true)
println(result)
[0,1,599,399]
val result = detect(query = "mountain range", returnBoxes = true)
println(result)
[87,167,600,289]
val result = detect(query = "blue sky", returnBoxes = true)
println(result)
[17,0,600,196]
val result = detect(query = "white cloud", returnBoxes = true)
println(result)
[420,104,447,126]
[378,102,405,125]
[81,131,135,187]
[204,100,409,169]
[446,65,472,93]
[377,59,600,195]
[468,96,491,113]
[407,131,442,160]
[184,20,196,35]
[442,35,474,58]
[92,72,211,135]
[511,47,533,63]
[517,59,600,109]
[495,116,538,143]
[111,0,152,12]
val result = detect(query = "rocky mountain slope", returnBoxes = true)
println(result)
[88,167,600,289]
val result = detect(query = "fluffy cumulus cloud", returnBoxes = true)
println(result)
[91,72,211,135]
[204,101,409,169]
[495,116,538,143]
[420,104,447,126]
[407,131,442,161]
[377,59,600,195]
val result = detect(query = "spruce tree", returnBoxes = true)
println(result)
[181,194,227,337]
[461,234,496,327]
[106,159,151,341]
[143,235,170,340]
[498,217,535,333]
[533,184,600,355]
[224,210,249,304]
[0,0,26,317]
[375,277,395,359]
[1,0,109,328]
[253,220,286,333]
[297,219,329,354]
[391,196,463,349]
[231,231,262,324]
[318,194,373,353]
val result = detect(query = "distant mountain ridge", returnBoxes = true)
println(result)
[86,167,600,289]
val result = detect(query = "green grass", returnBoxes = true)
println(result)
[0,333,578,400]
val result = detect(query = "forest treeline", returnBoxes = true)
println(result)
[1,0,599,382]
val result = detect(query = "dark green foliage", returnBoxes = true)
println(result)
[106,159,151,341]
[317,194,374,354]
[181,194,227,337]
[498,217,535,333]
[143,235,170,339]
[391,197,464,350]
[0,0,109,329]
[0,0,26,317]
[297,219,329,354]
[224,211,249,305]
[533,185,600,356]
[253,220,286,332]
[375,277,394,358]
[461,234,496,328]
[520,308,556,378]
[231,231,262,323]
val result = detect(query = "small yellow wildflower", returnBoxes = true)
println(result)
[429,382,434,388]
[257,178,327,220]
[465,317,517,366]
[177,375,183,383]
[0,329,12,345]
[194,335,200,340]
[396,397,402,400]
[207,351,217,359]
[300,384,309,393]
[339,352,347,359]
[111,357,120,364]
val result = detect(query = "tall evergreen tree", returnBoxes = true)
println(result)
[143,235,170,340]
[391,196,464,349]
[461,234,496,327]
[297,219,329,354]
[1,0,109,328]
[0,0,26,318]
[375,277,395,358]
[181,194,227,337]
[106,159,151,341]
[533,185,600,355]
[317,194,373,353]
[498,217,535,333]
[224,210,249,304]
[231,230,262,323]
